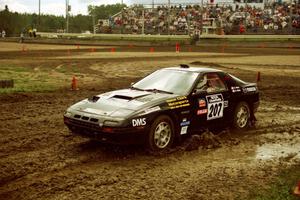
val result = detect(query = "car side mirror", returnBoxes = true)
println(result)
[130,82,135,86]
[192,89,205,96]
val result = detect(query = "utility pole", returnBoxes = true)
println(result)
[92,13,95,34]
[167,0,170,35]
[142,9,145,34]
[38,0,41,28]
[200,0,203,36]
[66,0,69,33]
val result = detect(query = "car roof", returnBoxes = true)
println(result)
[164,66,224,74]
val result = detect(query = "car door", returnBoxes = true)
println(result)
[190,72,230,131]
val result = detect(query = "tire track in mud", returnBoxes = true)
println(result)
[1,44,300,199]
[2,126,298,200]
[1,103,299,199]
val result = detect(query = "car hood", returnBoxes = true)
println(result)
[68,89,176,118]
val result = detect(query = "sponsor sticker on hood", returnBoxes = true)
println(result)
[144,106,161,114]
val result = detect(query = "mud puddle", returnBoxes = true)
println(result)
[256,143,300,161]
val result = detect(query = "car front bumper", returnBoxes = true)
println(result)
[64,116,147,145]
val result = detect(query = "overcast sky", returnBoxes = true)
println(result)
[0,0,220,16]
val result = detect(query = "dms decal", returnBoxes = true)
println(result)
[132,118,146,127]
[197,109,208,115]
[198,99,206,107]
[206,94,224,120]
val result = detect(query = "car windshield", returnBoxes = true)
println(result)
[132,69,199,95]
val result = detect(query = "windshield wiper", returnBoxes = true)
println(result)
[130,86,145,91]
[145,88,173,94]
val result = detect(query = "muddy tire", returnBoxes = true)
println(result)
[147,115,175,153]
[233,102,250,130]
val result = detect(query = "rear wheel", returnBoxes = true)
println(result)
[233,102,250,130]
[147,115,175,153]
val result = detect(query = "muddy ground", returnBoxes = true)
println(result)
[0,41,300,200]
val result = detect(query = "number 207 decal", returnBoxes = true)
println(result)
[206,94,224,120]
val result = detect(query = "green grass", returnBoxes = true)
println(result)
[247,164,300,200]
[56,66,80,74]
[0,84,58,94]
[0,64,70,94]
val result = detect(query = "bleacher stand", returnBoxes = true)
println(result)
[97,1,300,35]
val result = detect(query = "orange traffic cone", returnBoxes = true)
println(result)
[111,48,116,53]
[294,181,300,196]
[176,43,180,53]
[22,45,26,53]
[71,76,79,90]
[256,71,261,82]
[149,47,155,52]
[220,46,225,53]
[258,43,266,48]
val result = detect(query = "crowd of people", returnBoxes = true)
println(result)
[102,1,300,35]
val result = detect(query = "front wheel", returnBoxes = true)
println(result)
[233,102,250,130]
[147,115,175,153]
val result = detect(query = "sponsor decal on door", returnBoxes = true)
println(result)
[206,94,224,120]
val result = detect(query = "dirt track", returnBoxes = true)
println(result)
[0,42,300,200]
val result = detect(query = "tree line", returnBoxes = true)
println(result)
[0,4,126,36]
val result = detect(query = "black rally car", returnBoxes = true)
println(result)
[64,65,259,152]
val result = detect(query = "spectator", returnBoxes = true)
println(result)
[33,29,37,38]
[2,30,5,38]
[239,23,245,34]
[29,29,33,37]
[111,2,300,35]
[20,30,24,43]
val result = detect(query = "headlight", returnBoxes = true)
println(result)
[103,120,120,127]
[64,111,72,117]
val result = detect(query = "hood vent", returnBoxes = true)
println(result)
[112,95,133,101]
[88,95,100,102]
[112,93,150,101]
